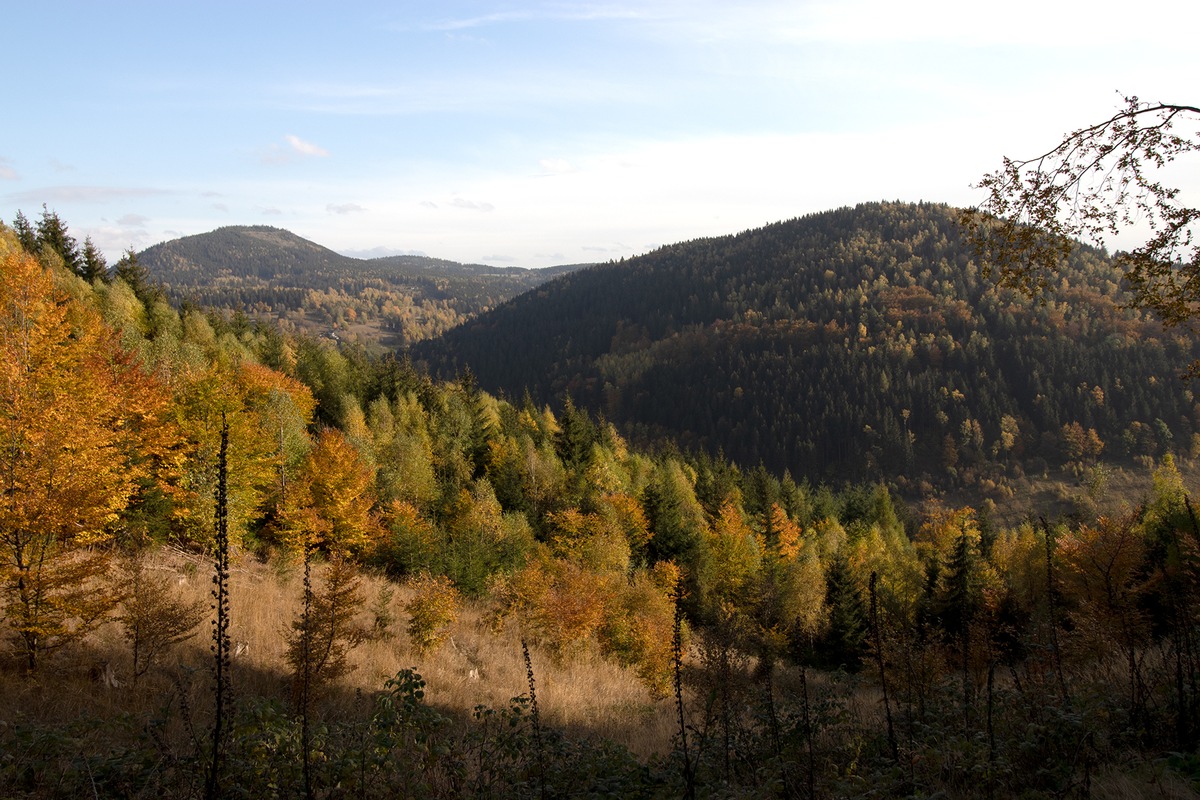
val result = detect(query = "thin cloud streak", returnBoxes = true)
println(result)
[417,4,649,31]
[448,198,495,212]
[6,186,173,204]
[276,75,648,117]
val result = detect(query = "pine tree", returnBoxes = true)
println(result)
[819,554,867,670]
[941,526,979,641]
[113,248,159,305]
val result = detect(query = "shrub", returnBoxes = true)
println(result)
[405,572,461,654]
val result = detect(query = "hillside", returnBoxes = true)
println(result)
[9,204,1200,799]
[415,201,1200,497]
[137,225,586,346]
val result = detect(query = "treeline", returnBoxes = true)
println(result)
[417,201,1200,496]
[5,212,1200,796]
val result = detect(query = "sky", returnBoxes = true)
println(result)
[2,1,1198,268]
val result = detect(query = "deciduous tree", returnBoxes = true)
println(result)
[964,96,1200,332]
[280,427,381,557]
[0,237,170,669]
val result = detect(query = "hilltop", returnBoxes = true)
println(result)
[415,201,1200,502]
[137,225,587,346]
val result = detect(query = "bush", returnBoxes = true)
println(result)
[405,572,461,654]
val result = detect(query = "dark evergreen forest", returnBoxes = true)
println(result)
[417,201,1200,493]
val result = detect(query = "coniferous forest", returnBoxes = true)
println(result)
[5,206,1200,798]
[417,202,1200,499]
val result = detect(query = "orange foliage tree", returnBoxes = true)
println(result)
[279,427,383,558]
[0,239,174,669]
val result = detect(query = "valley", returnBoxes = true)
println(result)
[3,204,1200,798]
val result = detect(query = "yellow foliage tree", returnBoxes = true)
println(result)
[0,242,172,669]
[600,567,677,696]
[545,508,630,574]
[280,427,383,558]
[171,358,314,547]
[769,503,804,561]
[1058,514,1150,666]
[405,572,461,654]
[698,501,763,619]
[508,553,617,659]
[598,492,653,557]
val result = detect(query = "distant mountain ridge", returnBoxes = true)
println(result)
[136,226,588,346]
[414,201,1200,494]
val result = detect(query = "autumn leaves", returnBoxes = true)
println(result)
[0,236,167,669]
[0,231,382,671]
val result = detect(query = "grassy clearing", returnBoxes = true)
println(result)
[0,548,678,759]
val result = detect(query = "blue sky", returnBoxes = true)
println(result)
[2,1,1197,267]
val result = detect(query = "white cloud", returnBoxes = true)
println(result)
[262,207,284,216]
[117,213,149,227]
[610,0,1198,49]
[260,135,330,164]
[539,158,576,175]
[327,202,365,214]
[449,197,495,212]
[286,134,329,157]
[0,158,18,181]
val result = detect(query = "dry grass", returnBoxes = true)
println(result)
[5,549,1200,796]
[1090,764,1200,799]
[0,548,679,758]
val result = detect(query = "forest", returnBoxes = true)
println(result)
[3,208,1200,798]
[417,202,1200,505]
[134,225,584,347]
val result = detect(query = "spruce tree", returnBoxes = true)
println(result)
[820,554,867,670]
[113,248,156,304]
[35,205,81,275]
[11,210,37,253]
[80,236,108,283]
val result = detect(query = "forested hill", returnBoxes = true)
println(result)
[136,226,587,345]
[415,201,1200,495]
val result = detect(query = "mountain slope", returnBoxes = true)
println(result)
[137,226,587,345]
[414,201,1200,492]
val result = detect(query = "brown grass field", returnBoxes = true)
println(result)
[4,548,1200,798]
[0,548,678,759]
